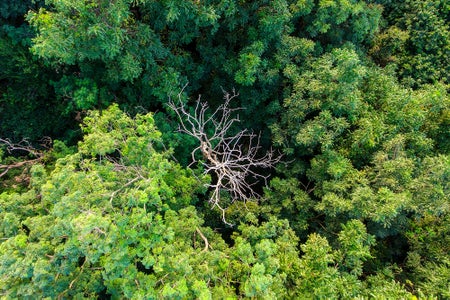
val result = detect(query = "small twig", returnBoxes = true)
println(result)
[195,227,210,252]
[58,257,87,299]
[155,273,170,286]
[109,176,141,203]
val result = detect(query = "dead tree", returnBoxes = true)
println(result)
[168,89,281,224]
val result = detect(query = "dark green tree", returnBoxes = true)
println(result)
[0,0,75,141]
[370,0,449,86]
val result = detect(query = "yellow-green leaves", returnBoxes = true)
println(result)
[28,0,132,64]
[0,105,209,298]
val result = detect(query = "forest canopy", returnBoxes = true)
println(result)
[0,0,449,298]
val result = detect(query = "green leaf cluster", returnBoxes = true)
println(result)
[1,0,449,298]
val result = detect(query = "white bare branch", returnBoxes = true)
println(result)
[168,89,282,224]
[0,138,47,178]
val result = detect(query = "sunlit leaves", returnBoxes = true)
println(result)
[1,0,448,298]
[0,106,206,298]
[28,0,132,64]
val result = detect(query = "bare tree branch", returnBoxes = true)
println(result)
[0,138,48,178]
[168,88,282,224]
[195,227,210,252]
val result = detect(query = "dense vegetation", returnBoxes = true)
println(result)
[1,0,448,298]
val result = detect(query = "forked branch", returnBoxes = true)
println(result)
[0,138,48,178]
[168,88,281,224]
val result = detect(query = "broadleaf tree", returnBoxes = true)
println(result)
[0,0,449,298]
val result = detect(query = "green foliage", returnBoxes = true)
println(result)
[21,0,383,132]
[270,42,448,297]
[0,0,76,141]
[294,220,376,298]
[0,106,207,297]
[28,0,132,65]
[273,48,449,234]
[0,0,45,24]
[302,0,382,46]
[371,0,450,85]
[0,105,424,298]
[261,177,314,238]
[1,0,449,298]
[406,213,450,297]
